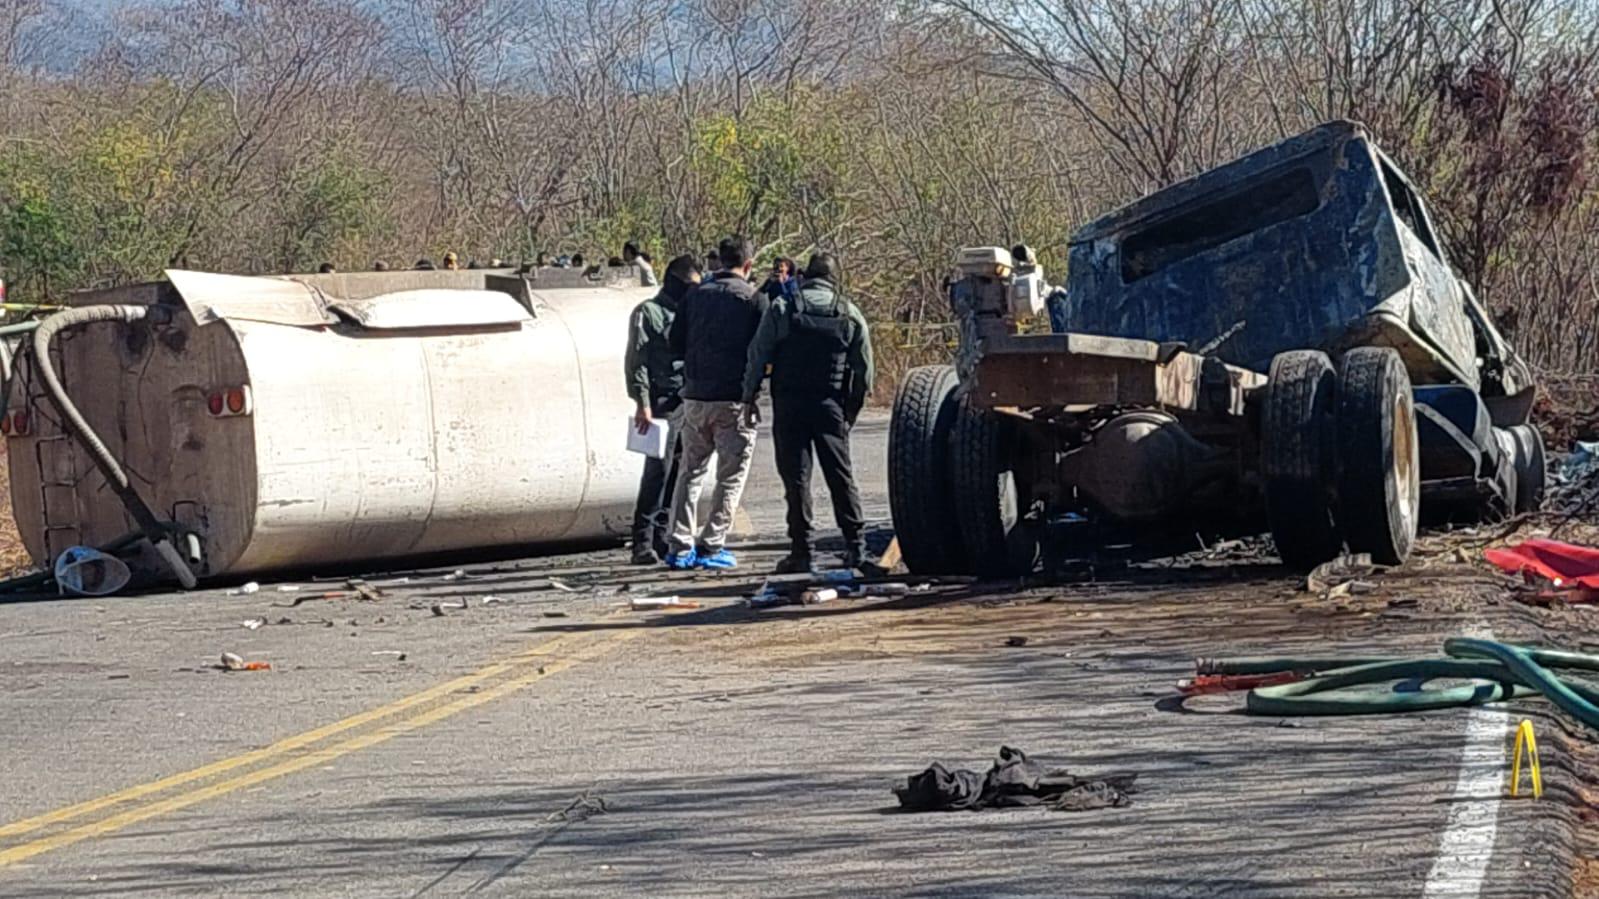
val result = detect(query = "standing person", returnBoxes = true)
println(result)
[663,236,770,570]
[442,251,460,270]
[759,257,799,304]
[741,252,874,573]
[623,241,658,286]
[625,255,701,564]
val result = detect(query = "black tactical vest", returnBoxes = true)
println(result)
[772,294,854,399]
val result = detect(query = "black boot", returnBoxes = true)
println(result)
[774,548,813,574]
[843,542,875,572]
[630,534,658,566]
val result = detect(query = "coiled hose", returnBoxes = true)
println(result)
[1243,638,1599,732]
[31,305,197,588]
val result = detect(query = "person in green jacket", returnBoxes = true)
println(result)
[740,252,875,573]
[625,254,701,564]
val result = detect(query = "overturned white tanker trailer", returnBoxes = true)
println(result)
[3,265,656,587]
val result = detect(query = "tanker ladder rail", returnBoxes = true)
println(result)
[29,305,200,589]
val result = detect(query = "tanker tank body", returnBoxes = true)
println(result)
[4,267,657,582]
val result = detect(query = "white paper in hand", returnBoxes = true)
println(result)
[626,416,671,459]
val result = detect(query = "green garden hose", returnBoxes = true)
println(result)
[1244,638,1599,732]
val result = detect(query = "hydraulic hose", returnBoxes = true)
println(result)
[1244,639,1599,733]
[31,305,197,588]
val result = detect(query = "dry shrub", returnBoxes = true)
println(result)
[1536,374,1599,452]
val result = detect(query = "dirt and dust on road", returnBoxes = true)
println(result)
[1,414,1599,896]
[14,526,1599,896]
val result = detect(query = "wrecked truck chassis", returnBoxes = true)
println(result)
[891,122,1546,578]
[891,326,1545,579]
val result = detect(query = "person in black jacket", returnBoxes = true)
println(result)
[663,236,770,570]
[741,252,875,572]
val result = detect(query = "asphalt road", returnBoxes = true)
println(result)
[0,412,1585,897]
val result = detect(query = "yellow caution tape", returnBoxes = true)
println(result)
[1511,719,1543,799]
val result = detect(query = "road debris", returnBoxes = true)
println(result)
[481,595,506,605]
[346,579,384,601]
[241,618,265,630]
[862,537,902,576]
[371,650,408,661]
[547,578,578,593]
[1485,539,1599,597]
[273,584,386,607]
[54,547,132,597]
[1306,553,1377,595]
[430,600,469,616]
[747,573,937,609]
[893,746,1138,812]
[841,582,912,598]
[630,596,700,611]
[1005,636,1029,647]
[219,652,271,672]
[801,588,839,605]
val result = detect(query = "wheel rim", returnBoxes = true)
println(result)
[1392,389,1418,534]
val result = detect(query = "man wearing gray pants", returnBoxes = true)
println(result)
[663,236,770,570]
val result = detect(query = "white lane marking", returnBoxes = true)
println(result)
[1421,627,1509,898]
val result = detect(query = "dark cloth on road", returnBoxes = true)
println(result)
[773,395,864,551]
[893,746,1138,812]
[670,272,768,402]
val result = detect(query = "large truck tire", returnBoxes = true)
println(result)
[888,365,966,574]
[1337,347,1420,565]
[1262,350,1342,569]
[1510,424,1547,513]
[1487,429,1519,520]
[951,395,1040,578]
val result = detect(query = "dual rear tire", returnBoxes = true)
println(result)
[1263,347,1420,568]
[889,365,1039,578]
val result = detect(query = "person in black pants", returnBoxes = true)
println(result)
[741,252,875,573]
[624,255,701,563]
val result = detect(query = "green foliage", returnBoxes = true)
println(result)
[0,188,79,298]
[688,93,852,257]
[274,151,394,273]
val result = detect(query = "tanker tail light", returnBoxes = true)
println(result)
[206,385,253,418]
[0,411,27,437]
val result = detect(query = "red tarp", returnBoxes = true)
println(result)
[1484,539,1599,590]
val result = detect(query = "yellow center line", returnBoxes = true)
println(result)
[0,630,601,843]
[0,628,640,869]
